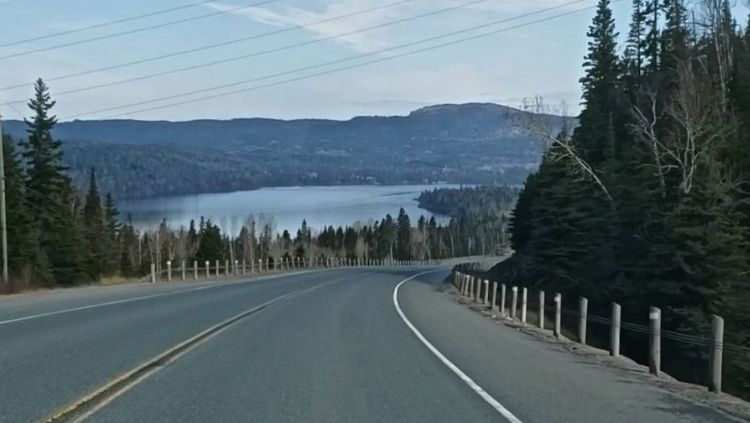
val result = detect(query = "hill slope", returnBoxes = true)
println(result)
[4,103,559,199]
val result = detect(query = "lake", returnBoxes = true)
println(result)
[119,184,460,235]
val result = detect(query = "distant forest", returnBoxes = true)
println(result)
[496,0,750,398]
[417,186,518,217]
[3,103,551,199]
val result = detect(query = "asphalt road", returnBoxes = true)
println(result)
[0,268,739,422]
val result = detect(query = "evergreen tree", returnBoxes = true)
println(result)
[83,168,104,278]
[659,0,689,79]
[644,0,661,73]
[396,208,412,260]
[195,218,224,263]
[1,133,37,280]
[576,0,621,165]
[22,79,88,285]
[102,192,121,274]
[624,0,648,82]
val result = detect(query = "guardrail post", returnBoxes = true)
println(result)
[464,275,470,296]
[225,259,230,276]
[579,297,588,344]
[234,260,239,275]
[491,281,498,316]
[554,293,562,338]
[521,287,528,323]
[483,280,489,306]
[242,259,247,275]
[150,263,156,283]
[709,315,724,393]
[193,260,198,280]
[510,286,518,319]
[611,303,621,357]
[181,261,186,281]
[649,306,661,375]
[539,290,545,329]
[205,261,210,278]
[500,284,506,316]
[215,260,220,277]
[166,261,172,282]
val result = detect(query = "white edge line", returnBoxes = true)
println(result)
[0,269,322,326]
[393,270,523,423]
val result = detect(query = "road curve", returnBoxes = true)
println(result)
[0,268,739,422]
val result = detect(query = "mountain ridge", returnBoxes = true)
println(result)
[3,103,561,199]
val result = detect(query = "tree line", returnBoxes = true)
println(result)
[502,0,750,397]
[120,202,511,280]
[2,79,121,289]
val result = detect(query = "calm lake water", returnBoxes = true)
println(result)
[119,185,459,235]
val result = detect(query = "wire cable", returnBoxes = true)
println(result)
[0,0,225,48]
[0,0,416,91]
[2,0,487,102]
[62,2,595,119]
[0,0,281,60]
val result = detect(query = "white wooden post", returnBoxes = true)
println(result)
[538,290,545,329]
[709,315,724,393]
[554,293,562,338]
[491,281,498,316]
[500,284,506,316]
[521,287,527,323]
[510,286,518,319]
[150,263,156,283]
[181,260,186,281]
[611,303,621,357]
[166,261,172,282]
[649,306,661,375]
[579,297,588,344]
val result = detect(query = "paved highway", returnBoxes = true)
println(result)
[0,268,739,422]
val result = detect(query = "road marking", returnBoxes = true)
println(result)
[0,270,322,326]
[393,270,523,423]
[40,278,337,423]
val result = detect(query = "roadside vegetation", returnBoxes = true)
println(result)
[495,0,750,399]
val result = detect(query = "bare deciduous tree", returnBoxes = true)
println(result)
[631,86,669,197]
[522,96,614,202]
[632,61,731,195]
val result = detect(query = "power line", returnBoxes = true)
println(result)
[0,0,226,48]
[3,0,490,102]
[0,0,417,94]
[0,0,281,60]
[66,2,596,120]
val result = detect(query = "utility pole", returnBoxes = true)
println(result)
[0,114,8,284]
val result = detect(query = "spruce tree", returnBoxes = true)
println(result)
[22,79,88,285]
[396,208,412,260]
[102,193,121,274]
[576,0,621,165]
[624,0,648,82]
[83,168,104,278]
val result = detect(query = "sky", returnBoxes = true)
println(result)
[0,0,747,122]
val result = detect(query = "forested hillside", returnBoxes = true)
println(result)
[495,0,750,398]
[3,103,554,199]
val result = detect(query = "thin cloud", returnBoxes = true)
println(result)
[205,0,569,52]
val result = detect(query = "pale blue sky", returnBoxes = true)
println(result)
[0,0,746,121]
